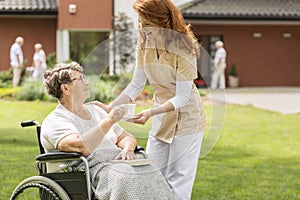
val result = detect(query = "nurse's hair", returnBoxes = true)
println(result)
[133,0,200,57]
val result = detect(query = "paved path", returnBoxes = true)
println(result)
[208,87,300,115]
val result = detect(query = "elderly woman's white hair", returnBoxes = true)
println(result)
[215,41,224,47]
[34,43,42,49]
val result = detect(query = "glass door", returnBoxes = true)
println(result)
[195,35,222,87]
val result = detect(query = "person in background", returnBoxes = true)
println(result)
[95,0,206,199]
[211,40,227,89]
[32,43,47,82]
[10,36,24,87]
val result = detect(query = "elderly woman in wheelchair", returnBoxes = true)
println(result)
[11,61,173,199]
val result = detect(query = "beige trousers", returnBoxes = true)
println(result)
[211,63,226,89]
[12,66,22,87]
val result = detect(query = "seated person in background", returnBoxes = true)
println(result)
[41,62,173,199]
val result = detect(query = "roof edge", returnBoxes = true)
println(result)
[0,10,57,15]
[179,0,203,10]
[183,14,300,21]
[185,19,300,26]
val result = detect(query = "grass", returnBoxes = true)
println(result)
[0,100,299,199]
[0,100,57,197]
[193,105,300,200]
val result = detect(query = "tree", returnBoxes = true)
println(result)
[113,12,137,74]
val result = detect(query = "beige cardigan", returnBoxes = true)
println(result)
[137,46,206,143]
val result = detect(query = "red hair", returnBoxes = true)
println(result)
[133,0,200,57]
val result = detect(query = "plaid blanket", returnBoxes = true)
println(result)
[66,151,173,200]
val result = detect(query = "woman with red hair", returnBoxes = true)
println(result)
[100,1,206,199]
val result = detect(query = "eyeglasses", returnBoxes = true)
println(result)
[72,74,87,83]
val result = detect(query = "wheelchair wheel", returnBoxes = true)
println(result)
[10,176,71,200]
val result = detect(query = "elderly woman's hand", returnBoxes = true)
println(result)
[108,106,125,122]
[114,149,135,160]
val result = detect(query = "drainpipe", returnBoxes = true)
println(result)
[112,0,116,75]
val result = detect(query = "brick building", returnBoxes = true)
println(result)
[0,0,112,72]
[181,0,300,86]
[1,0,300,86]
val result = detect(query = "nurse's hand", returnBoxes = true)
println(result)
[89,100,111,113]
[127,109,151,125]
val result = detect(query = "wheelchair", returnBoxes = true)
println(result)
[10,120,147,200]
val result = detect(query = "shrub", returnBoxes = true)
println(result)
[16,81,44,101]
[198,89,207,97]
[16,80,56,102]
[46,52,57,69]
[0,69,13,88]
[0,87,19,99]
[229,64,238,77]
[99,73,120,82]
[13,72,146,103]
[86,73,135,103]
[87,79,118,103]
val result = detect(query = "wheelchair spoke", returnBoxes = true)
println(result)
[11,183,59,200]
[10,176,70,200]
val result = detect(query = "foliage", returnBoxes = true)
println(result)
[88,73,164,103]
[229,64,238,77]
[2,73,130,102]
[0,87,19,99]
[99,73,120,82]
[15,80,55,102]
[0,67,29,88]
[114,12,134,32]
[1,71,208,102]
[46,52,57,69]
[143,84,153,97]
[86,73,132,103]
[0,68,13,88]
[87,79,118,103]
[113,12,137,74]
[198,89,207,97]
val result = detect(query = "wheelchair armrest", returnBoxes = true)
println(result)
[134,145,145,153]
[37,146,146,161]
[134,146,148,159]
[36,151,82,162]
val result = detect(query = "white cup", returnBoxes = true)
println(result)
[121,104,136,119]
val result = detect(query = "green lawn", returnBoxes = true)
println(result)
[0,100,299,199]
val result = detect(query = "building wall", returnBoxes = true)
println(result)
[0,18,56,71]
[58,0,113,30]
[193,24,300,86]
